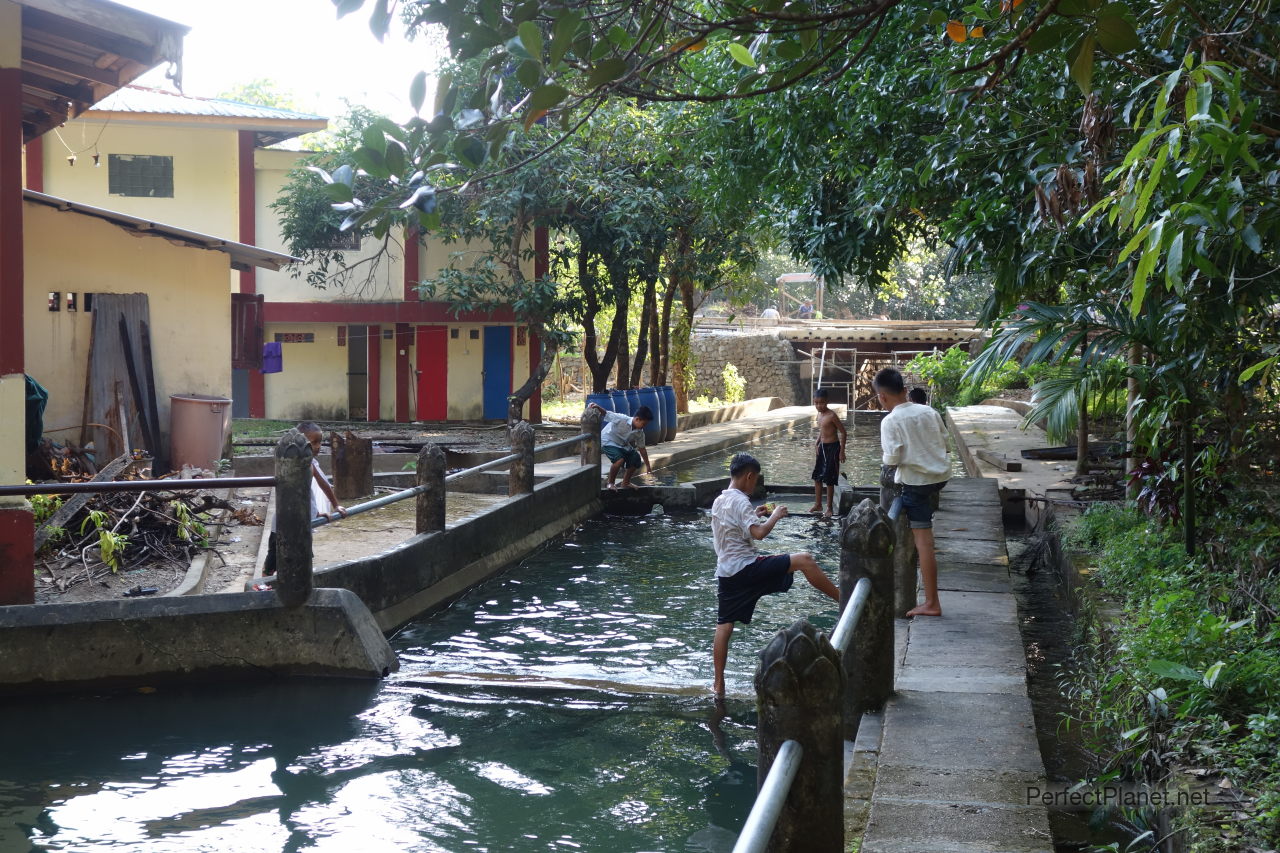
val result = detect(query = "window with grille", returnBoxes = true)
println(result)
[108,154,174,198]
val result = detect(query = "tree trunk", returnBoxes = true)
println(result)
[1075,336,1089,478]
[669,227,696,411]
[508,326,557,424]
[658,277,675,385]
[629,276,656,389]
[611,263,631,389]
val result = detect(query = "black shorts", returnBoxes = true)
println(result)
[717,555,794,624]
[900,481,948,529]
[812,442,841,485]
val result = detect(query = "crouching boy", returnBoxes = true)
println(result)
[587,401,653,488]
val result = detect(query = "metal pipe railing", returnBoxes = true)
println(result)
[534,433,590,454]
[828,576,871,654]
[731,739,804,853]
[0,476,275,497]
[733,574,873,851]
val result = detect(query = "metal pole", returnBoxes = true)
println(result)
[731,740,804,853]
[0,477,275,496]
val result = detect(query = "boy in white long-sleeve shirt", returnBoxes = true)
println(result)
[874,367,950,617]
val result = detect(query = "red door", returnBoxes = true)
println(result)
[415,326,448,420]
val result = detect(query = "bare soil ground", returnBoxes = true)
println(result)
[32,423,566,606]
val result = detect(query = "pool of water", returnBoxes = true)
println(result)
[0,465,849,852]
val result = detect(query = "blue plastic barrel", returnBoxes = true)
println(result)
[636,387,663,445]
[658,385,677,441]
[624,388,640,416]
[610,389,628,414]
[586,391,613,413]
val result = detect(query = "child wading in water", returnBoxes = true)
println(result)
[710,453,840,697]
[809,388,847,518]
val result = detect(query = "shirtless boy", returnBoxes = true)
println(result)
[809,388,847,518]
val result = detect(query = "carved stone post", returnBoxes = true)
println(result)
[416,442,446,534]
[840,498,894,738]
[332,430,373,501]
[274,429,313,608]
[881,465,917,617]
[580,408,602,469]
[892,508,918,618]
[755,620,844,853]
[509,420,535,496]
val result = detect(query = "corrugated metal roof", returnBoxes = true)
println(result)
[91,85,327,122]
[24,189,299,272]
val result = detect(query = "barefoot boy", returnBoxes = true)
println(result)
[587,401,653,488]
[809,388,847,518]
[711,453,840,697]
[874,368,950,617]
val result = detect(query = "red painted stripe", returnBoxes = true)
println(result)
[529,328,542,423]
[237,130,256,294]
[403,225,420,301]
[395,322,411,422]
[249,370,265,418]
[0,508,35,605]
[367,324,381,421]
[264,301,516,324]
[24,135,43,193]
[0,68,24,376]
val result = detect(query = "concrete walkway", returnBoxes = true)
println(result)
[859,476,1053,853]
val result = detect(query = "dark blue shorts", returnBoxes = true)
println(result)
[717,555,794,624]
[899,481,948,529]
[604,444,642,470]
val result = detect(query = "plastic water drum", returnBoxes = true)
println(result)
[636,386,663,445]
[586,391,613,413]
[610,389,628,414]
[624,388,640,416]
[658,385,678,441]
[169,393,232,471]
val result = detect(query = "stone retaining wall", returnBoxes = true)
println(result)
[692,333,805,405]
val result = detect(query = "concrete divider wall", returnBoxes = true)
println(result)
[676,397,783,431]
[311,463,602,631]
[0,588,398,695]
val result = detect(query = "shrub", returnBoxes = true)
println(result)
[722,362,745,404]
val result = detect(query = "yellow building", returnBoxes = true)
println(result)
[32,87,543,424]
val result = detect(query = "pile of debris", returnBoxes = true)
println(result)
[33,456,259,594]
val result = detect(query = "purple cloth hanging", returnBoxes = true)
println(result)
[262,341,283,374]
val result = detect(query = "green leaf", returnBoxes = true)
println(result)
[548,10,582,67]
[362,125,386,154]
[528,84,569,111]
[409,71,427,114]
[1026,22,1071,54]
[518,20,544,62]
[1068,34,1095,94]
[1202,661,1225,689]
[1240,357,1277,382]
[728,42,756,68]
[928,8,948,25]
[1164,229,1183,292]
[585,57,628,89]
[323,182,354,203]
[1241,224,1262,253]
[433,73,453,115]
[1148,659,1200,681]
[516,59,541,89]
[1095,14,1139,54]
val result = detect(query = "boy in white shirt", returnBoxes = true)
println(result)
[710,453,840,697]
[587,401,653,488]
[875,367,950,617]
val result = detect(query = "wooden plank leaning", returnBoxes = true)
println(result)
[33,454,133,552]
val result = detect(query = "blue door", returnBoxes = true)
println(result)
[482,326,513,419]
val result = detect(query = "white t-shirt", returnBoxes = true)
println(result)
[600,409,645,449]
[710,487,760,577]
[880,402,950,485]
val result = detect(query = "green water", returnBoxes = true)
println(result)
[0,488,847,852]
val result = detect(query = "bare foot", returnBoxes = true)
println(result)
[822,511,833,520]
[606,483,617,491]
[621,482,639,489]
[808,504,822,513]
[906,603,942,617]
